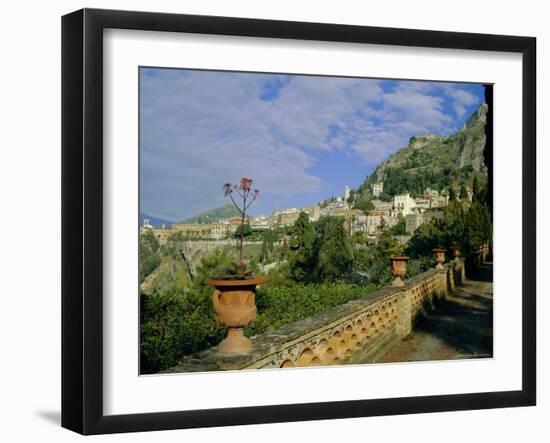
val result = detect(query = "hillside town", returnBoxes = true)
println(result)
[141,181,474,243]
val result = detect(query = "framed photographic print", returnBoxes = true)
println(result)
[61,8,536,435]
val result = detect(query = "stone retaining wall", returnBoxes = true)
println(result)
[166,259,467,373]
[179,239,262,257]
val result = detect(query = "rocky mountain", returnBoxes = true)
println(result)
[180,204,240,224]
[355,103,488,199]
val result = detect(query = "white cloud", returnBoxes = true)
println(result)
[439,83,479,117]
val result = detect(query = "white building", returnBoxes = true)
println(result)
[372,182,384,197]
[414,197,431,212]
[424,187,439,199]
[344,185,351,201]
[371,199,393,217]
[274,208,302,227]
[366,210,386,234]
[251,215,273,230]
[430,195,449,209]
[304,205,321,222]
[393,193,417,216]
[321,199,349,216]
[170,221,235,240]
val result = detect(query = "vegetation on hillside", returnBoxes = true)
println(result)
[179,203,241,224]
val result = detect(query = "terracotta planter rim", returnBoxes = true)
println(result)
[432,248,446,252]
[390,255,410,260]
[205,275,266,287]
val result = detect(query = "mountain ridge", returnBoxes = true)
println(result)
[354,103,488,199]
[179,203,241,224]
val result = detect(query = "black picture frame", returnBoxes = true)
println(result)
[62,8,536,435]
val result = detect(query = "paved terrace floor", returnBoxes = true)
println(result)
[377,262,493,363]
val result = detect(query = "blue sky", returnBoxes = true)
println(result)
[140,68,486,221]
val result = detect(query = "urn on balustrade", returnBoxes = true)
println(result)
[452,244,461,261]
[390,256,409,287]
[432,247,446,270]
[205,276,266,353]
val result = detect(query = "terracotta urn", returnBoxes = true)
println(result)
[452,244,461,261]
[390,256,409,287]
[205,276,266,353]
[433,247,446,270]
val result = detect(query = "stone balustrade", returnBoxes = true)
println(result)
[473,243,491,265]
[166,259,467,373]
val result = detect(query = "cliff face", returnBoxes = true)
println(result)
[360,103,488,196]
[456,103,488,172]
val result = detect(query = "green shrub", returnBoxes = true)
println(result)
[140,230,161,283]
[140,283,225,374]
[140,248,236,374]
[247,282,377,337]
[407,256,433,277]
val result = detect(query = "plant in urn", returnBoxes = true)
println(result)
[205,178,265,353]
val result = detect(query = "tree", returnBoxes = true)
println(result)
[465,201,492,248]
[406,199,492,258]
[459,184,468,200]
[449,186,456,202]
[376,217,387,233]
[441,200,467,247]
[315,217,354,282]
[472,175,480,202]
[387,215,406,236]
[259,240,268,263]
[353,197,374,213]
[142,228,160,248]
[347,189,356,203]
[233,223,252,238]
[406,220,443,258]
[288,212,317,281]
[377,191,393,202]
[140,230,161,283]
[354,230,403,285]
